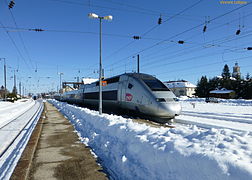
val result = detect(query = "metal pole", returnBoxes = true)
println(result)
[59,73,62,93]
[19,81,21,97]
[99,17,102,115]
[4,59,7,101]
[14,70,16,94]
[77,74,79,89]
[137,54,140,73]
[22,86,24,97]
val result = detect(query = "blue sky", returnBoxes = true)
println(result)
[0,0,251,94]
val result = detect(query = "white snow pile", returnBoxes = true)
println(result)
[49,99,252,180]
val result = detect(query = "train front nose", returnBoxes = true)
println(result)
[157,102,182,118]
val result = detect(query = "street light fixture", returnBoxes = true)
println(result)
[88,13,113,115]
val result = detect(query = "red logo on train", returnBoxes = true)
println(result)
[125,93,133,101]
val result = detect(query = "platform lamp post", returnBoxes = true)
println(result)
[88,13,113,115]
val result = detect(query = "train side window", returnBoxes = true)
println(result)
[128,83,133,89]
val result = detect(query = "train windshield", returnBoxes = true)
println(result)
[142,78,170,91]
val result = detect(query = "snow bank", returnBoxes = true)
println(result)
[49,100,252,180]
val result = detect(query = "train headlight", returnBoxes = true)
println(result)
[173,98,179,101]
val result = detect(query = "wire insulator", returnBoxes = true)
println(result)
[158,17,162,25]
[8,0,15,9]
[133,36,141,40]
[236,29,241,35]
[203,25,207,33]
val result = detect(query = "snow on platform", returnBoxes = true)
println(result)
[49,99,252,180]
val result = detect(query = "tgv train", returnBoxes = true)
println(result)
[58,73,182,123]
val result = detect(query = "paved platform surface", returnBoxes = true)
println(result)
[11,102,107,180]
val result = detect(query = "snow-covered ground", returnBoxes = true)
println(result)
[177,98,252,131]
[0,99,35,128]
[49,99,252,180]
[0,99,43,180]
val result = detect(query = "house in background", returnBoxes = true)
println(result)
[163,80,196,97]
[209,88,235,99]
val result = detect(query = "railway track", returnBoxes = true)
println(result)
[132,111,252,132]
[132,118,175,128]
[175,111,252,132]
[0,103,36,130]
[0,100,44,179]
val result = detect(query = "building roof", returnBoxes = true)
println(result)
[210,88,234,94]
[163,80,196,88]
[82,78,98,84]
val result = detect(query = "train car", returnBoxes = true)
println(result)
[61,73,182,123]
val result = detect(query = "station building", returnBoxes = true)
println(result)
[163,80,196,97]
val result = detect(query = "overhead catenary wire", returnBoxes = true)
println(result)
[141,0,205,37]
[103,0,205,67]
[156,55,252,77]
[0,21,33,74]
[141,30,252,68]
[0,26,167,41]
[104,2,252,75]
[110,30,252,76]
[50,0,205,20]
[49,0,169,17]
[3,0,36,72]
[42,0,250,79]
[167,63,252,81]
[113,11,252,68]
[2,0,249,86]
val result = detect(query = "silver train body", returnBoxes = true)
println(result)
[59,73,181,123]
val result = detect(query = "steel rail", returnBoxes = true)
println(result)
[0,102,36,130]
[0,100,44,159]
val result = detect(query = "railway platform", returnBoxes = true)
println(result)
[11,101,107,180]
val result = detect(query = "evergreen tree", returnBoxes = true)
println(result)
[208,77,220,90]
[243,80,252,99]
[246,73,250,80]
[195,76,209,97]
[195,64,252,99]
[220,64,233,89]
[222,64,230,79]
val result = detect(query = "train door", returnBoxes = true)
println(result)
[118,75,128,104]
